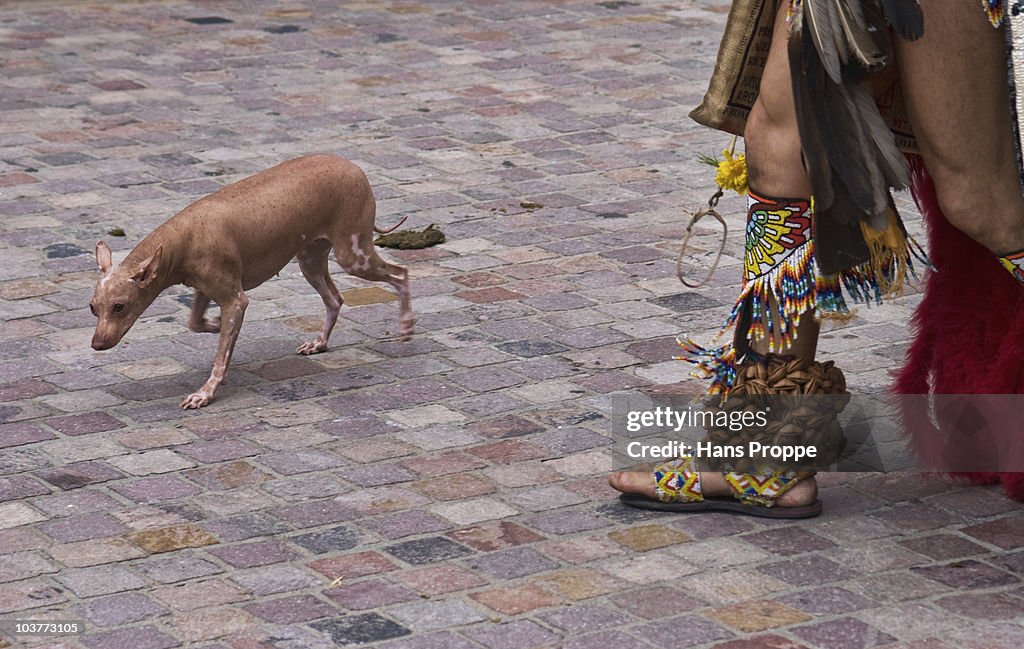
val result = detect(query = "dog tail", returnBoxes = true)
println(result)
[373,215,409,234]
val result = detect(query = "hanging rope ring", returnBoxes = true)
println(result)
[677,188,728,289]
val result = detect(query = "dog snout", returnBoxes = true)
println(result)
[91,336,113,351]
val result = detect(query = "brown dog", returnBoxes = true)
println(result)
[90,154,413,408]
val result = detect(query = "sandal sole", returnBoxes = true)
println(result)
[618,492,823,519]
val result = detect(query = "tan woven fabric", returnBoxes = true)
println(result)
[688,0,775,137]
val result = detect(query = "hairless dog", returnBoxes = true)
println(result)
[90,154,413,408]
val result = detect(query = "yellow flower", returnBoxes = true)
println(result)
[715,148,748,196]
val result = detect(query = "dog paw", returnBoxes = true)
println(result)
[188,318,220,334]
[297,339,327,355]
[397,317,415,342]
[398,325,415,342]
[180,392,210,409]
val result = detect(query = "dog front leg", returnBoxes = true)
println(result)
[181,292,248,409]
[187,290,221,333]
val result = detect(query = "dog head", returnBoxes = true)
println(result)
[90,240,163,351]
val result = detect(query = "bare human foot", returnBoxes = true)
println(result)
[608,467,818,508]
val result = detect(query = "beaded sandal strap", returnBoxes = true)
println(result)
[653,457,704,503]
[723,470,801,507]
[998,249,1024,284]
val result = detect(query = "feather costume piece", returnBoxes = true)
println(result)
[896,155,1024,501]
[789,0,923,268]
[880,0,924,40]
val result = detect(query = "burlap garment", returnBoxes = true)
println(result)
[689,0,919,154]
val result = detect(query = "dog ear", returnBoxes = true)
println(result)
[96,241,113,274]
[132,245,163,287]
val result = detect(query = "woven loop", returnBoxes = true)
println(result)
[702,354,850,472]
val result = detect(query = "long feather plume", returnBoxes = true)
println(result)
[879,0,924,41]
[802,0,843,82]
[789,0,912,231]
[849,83,910,190]
[789,15,835,210]
[837,0,890,71]
[828,0,849,66]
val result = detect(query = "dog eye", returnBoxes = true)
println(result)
[113,303,125,313]
[89,303,97,316]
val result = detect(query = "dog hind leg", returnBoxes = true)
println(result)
[296,239,343,355]
[335,233,414,341]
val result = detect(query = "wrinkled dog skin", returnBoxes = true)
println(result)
[90,154,413,409]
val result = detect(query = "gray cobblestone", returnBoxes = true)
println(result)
[0,1,1020,648]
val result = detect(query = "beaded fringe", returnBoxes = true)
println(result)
[678,204,921,395]
[726,235,819,353]
[984,0,1005,27]
[676,338,736,395]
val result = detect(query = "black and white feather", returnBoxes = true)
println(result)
[789,0,923,233]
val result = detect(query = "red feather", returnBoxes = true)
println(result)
[894,155,1024,500]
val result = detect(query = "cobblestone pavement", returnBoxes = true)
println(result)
[1,1,1022,648]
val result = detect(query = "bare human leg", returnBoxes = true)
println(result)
[895,0,1024,258]
[744,3,821,361]
[610,5,819,508]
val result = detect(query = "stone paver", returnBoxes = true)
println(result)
[1,0,1022,648]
